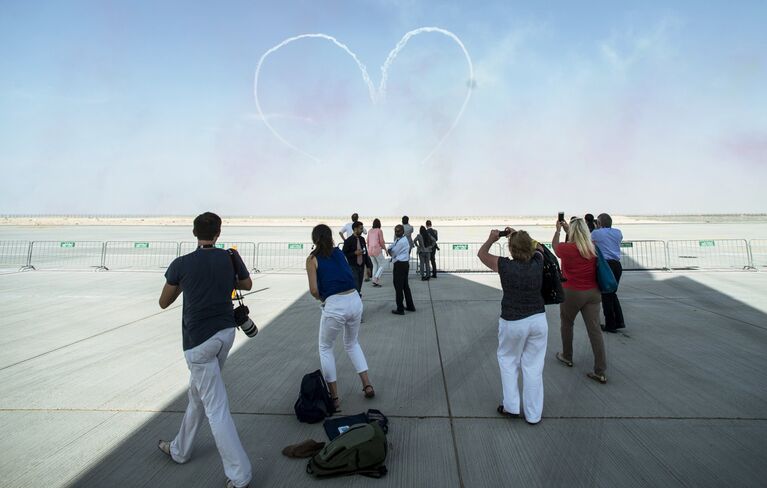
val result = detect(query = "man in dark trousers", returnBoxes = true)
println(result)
[426,220,439,278]
[591,213,625,333]
[157,212,253,488]
[388,224,416,315]
[342,221,367,294]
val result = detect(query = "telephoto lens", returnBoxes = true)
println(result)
[240,317,258,337]
[234,304,258,337]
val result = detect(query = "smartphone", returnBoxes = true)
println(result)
[498,230,510,237]
[558,211,565,222]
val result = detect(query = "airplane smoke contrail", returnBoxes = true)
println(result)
[254,27,474,165]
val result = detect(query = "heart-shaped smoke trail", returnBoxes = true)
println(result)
[254,27,474,164]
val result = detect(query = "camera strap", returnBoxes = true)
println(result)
[228,249,245,307]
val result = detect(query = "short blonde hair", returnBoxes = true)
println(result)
[509,230,534,261]
[569,218,596,259]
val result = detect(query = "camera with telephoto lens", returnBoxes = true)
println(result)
[234,304,258,337]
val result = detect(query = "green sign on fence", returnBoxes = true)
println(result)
[215,243,225,249]
[288,243,304,250]
[621,242,634,248]
[60,241,75,248]
[134,242,150,249]
[452,244,469,250]
[699,240,715,247]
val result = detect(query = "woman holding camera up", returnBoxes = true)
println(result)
[306,224,375,410]
[553,218,607,384]
[478,228,548,424]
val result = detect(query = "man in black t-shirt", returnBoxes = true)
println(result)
[342,221,367,294]
[157,212,253,488]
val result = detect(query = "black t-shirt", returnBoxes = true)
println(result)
[165,248,250,350]
[497,252,545,321]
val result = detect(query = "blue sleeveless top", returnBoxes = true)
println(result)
[316,248,356,301]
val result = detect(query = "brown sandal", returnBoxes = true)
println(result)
[363,384,375,399]
[587,372,607,384]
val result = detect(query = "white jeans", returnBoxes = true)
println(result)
[497,312,548,423]
[171,328,252,487]
[370,254,386,282]
[319,292,368,383]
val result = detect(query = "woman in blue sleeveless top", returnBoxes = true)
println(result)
[306,224,374,410]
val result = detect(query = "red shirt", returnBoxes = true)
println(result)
[555,242,597,290]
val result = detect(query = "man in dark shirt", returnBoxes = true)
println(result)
[157,212,253,488]
[342,221,367,294]
[426,220,439,278]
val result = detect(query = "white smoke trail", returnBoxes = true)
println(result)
[254,27,474,165]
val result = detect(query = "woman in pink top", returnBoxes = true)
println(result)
[552,218,607,384]
[366,219,388,287]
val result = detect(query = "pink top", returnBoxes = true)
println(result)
[367,228,386,257]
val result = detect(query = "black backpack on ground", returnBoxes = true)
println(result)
[540,245,565,305]
[323,408,390,441]
[294,370,335,423]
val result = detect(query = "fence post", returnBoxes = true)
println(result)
[251,242,259,273]
[254,243,261,273]
[664,240,671,271]
[22,241,35,271]
[98,242,108,270]
[745,239,755,270]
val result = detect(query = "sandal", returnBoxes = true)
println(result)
[496,405,521,418]
[556,352,573,367]
[587,372,607,384]
[363,384,375,399]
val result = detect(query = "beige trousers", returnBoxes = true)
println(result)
[559,287,607,375]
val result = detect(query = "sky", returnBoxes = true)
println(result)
[0,0,765,216]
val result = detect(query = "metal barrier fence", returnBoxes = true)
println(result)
[666,239,752,270]
[0,241,32,269]
[255,242,314,272]
[6,238,766,272]
[749,239,767,269]
[434,242,504,272]
[179,241,257,270]
[619,240,668,270]
[103,241,179,270]
[29,241,106,270]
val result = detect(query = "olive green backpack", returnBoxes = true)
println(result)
[306,422,388,478]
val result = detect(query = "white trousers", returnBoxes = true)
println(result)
[319,292,368,383]
[171,328,252,487]
[497,312,548,423]
[370,254,386,282]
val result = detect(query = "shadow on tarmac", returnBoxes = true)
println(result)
[67,270,767,488]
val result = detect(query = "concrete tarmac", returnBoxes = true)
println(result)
[0,269,766,487]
